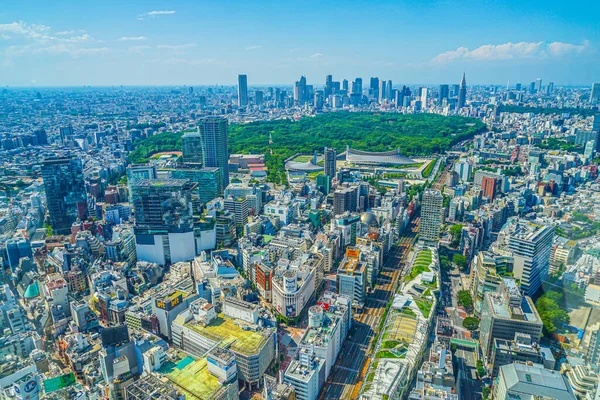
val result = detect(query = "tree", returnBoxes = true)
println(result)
[457,290,474,310]
[535,291,570,335]
[462,316,480,331]
[476,360,486,378]
[449,224,462,247]
[453,254,468,270]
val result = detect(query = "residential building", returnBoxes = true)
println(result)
[420,189,443,246]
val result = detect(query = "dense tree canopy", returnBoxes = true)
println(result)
[457,290,473,310]
[128,112,487,184]
[536,290,570,335]
[463,316,480,331]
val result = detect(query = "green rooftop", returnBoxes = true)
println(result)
[160,357,222,400]
[186,314,269,356]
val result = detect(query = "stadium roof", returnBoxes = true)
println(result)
[344,147,416,166]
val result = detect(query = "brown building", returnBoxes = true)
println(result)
[482,176,499,201]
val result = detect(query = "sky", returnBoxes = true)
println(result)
[0,0,599,87]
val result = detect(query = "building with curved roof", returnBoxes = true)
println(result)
[343,145,416,166]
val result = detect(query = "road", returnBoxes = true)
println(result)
[320,217,420,400]
[455,346,481,400]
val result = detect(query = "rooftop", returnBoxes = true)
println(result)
[500,362,575,399]
[160,357,224,400]
[184,314,270,356]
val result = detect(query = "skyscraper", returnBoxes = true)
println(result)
[255,90,264,106]
[420,189,443,245]
[386,80,393,100]
[199,116,230,188]
[535,78,542,93]
[590,83,600,104]
[369,77,379,100]
[181,131,203,164]
[420,87,428,108]
[42,155,88,234]
[378,80,386,102]
[439,84,449,103]
[294,76,307,105]
[325,75,333,98]
[237,74,248,107]
[457,73,467,109]
[323,147,337,177]
[352,78,363,95]
[342,79,349,92]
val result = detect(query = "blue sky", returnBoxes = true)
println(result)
[0,0,598,86]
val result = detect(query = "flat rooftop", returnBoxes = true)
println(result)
[160,357,223,400]
[185,314,270,356]
[489,294,540,323]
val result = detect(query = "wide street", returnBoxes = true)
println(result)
[321,217,420,400]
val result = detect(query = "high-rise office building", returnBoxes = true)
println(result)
[352,78,362,95]
[593,115,600,133]
[457,73,467,109]
[546,81,554,95]
[199,116,230,188]
[325,75,333,98]
[42,155,88,235]
[342,79,349,92]
[237,74,248,107]
[515,83,522,91]
[420,189,443,245]
[378,80,386,102]
[507,220,554,296]
[181,131,203,164]
[294,76,307,105]
[59,125,74,145]
[439,84,449,103]
[535,78,542,93]
[590,83,600,104]
[172,165,222,204]
[126,164,157,201]
[132,179,197,265]
[386,80,393,100]
[255,90,264,106]
[369,77,379,100]
[323,147,337,177]
[420,87,428,107]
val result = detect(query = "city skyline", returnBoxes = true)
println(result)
[1,0,599,86]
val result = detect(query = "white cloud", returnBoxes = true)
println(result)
[310,53,323,58]
[0,21,109,64]
[55,29,86,36]
[157,43,197,50]
[127,45,151,54]
[147,10,176,16]
[118,36,147,42]
[0,21,54,41]
[430,41,589,64]
[245,45,262,51]
[138,10,176,20]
